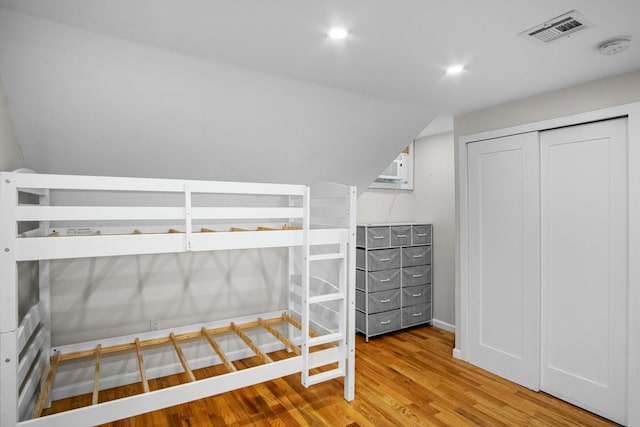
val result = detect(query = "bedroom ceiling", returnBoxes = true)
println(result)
[0,1,638,189]
[2,0,638,119]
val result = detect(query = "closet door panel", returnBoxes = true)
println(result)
[540,118,627,424]
[467,132,540,389]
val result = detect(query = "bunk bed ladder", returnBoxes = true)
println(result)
[300,188,348,388]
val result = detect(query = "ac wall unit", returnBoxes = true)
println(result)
[377,158,404,182]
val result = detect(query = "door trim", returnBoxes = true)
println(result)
[456,102,640,426]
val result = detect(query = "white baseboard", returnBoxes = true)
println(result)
[432,318,455,333]
[452,348,463,360]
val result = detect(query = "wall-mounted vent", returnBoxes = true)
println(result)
[520,10,592,44]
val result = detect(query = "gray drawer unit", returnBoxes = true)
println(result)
[401,246,432,267]
[401,265,431,287]
[390,225,412,246]
[356,226,390,248]
[402,303,432,327]
[356,268,400,292]
[412,225,432,245]
[356,223,433,340]
[356,247,400,271]
[356,309,401,337]
[402,284,431,307]
[357,288,401,313]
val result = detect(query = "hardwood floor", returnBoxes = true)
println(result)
[44,326,617,426]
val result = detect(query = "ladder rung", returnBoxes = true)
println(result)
[305,368,344,386]
[309,293,344,304]
[308,253,344,261]
[308,332,343,346]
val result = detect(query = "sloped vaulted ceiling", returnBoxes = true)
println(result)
[0,8,434,192]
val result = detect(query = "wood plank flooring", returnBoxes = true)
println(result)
[44,326,618,426]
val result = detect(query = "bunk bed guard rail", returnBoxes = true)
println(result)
[0,171,356,427]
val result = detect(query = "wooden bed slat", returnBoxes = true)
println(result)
[135,338,150,393]
[59,324,235,361]
[282,313,320,338]
[282,225,302,230]
[92,344,101,405]
[169,333,196,382]
[258,318,300,355]
[230,322,273,364]
[32,353,61,418]
[200,327,237,373]
[282,313,303,331]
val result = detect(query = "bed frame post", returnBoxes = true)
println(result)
[1,331,18,426]
[345,185,357,401]
[184,184,192,251]
[286,195,295,345]
[0,172,19,426]
[38,188,52,410]
[300,186,311,386]
[0,173,18,333]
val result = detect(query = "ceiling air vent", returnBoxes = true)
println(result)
[520,10,592,44]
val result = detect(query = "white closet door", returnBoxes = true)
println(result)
[540,118,627,424]
[467,132,540,389]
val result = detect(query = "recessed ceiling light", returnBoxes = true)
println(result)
[446,65,464,74]
[328,27,348,40]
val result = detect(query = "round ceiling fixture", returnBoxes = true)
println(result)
[446,65,464,75]
[599,37,631,55]
[328,27,348,40]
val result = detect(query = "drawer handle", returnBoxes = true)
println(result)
[373,236,385,239]
[396,234,407,238]
[380,299,391,303]
[380,320,391,325]
[412,274,423,278]
[412,254,423,258]
[412,293,422,297]
[380,278,391,282]
[379,258,391,262]
[417,233,427,237]
[412,312,423,317]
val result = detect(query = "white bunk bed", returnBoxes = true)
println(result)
[0,171,356,427]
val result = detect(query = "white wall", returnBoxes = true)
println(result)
[412,133,455,327]
[453,70,640,349]
[357,132,455,326]
[0,79,23,171]
[455,71,640,137]
[48,249,288,346]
